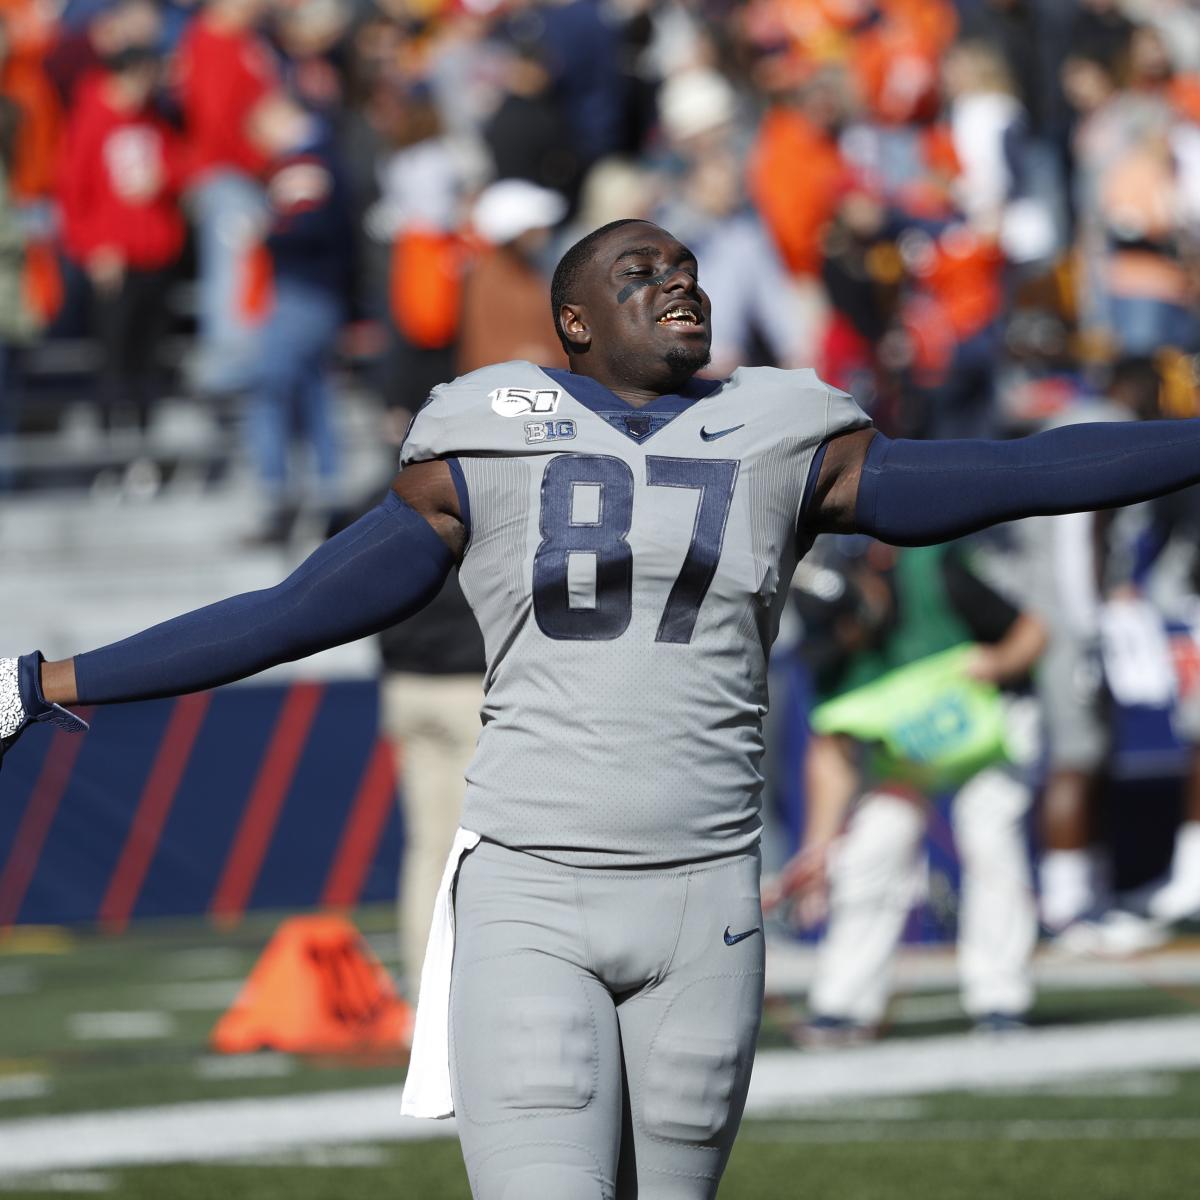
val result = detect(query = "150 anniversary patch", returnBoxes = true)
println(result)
[489,387,561,417]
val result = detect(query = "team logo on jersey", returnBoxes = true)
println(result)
[490,387,561,418]
[525,419,577,445]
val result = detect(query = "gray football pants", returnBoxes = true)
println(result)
[450,840,765,1199]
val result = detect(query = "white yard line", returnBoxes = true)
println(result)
[192,1054,295,1081]
[0,1076,49,1103]
[66,1012,175,1042]
[154,981,244,1011]
[0,1089,450,1175]
[0,1171,115,1193]
[745,1015,1200,1113]
[3,1014,1200,1175]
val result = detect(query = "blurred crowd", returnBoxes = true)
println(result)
[5,0,1200,1026]
[3,0,1200,507]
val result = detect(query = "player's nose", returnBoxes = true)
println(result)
[661,266,697,294]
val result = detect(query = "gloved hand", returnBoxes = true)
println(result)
[0,653,89,769]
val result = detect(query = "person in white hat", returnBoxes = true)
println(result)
[456,179,569,375]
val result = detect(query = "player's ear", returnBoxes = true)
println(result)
[559,303,591,351]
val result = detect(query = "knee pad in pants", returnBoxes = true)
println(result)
[473,1143,611,1200]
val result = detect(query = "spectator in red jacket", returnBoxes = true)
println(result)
[58,43,184,430]
[176,0,276,396]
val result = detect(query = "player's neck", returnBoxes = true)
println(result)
[609,385,661,409]
[568,364,694,409]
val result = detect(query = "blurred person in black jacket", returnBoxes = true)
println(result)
[483,37,581,205]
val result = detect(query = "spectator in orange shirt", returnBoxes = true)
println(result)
[0,4,60,203]
[853,0,956,129]
[176,0,277,396]
[748,65,854,364]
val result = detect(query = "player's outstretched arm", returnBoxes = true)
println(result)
[1,462,463,760]
[809,421,1200,545]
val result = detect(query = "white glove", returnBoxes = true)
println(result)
[0,657,25,742]
[0,654,89,768]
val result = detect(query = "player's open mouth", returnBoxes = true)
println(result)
[657,306,703,326]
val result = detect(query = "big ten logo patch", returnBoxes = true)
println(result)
[306,934,392,1029]
[525,419,577,445]
[490,387,561,418]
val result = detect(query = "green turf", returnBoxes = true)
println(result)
[0,1125,1196,1199]
[4,913,1200,1197]
[0,908,407,1118]
[726,1134,1196,1200]
[4,912,1200,1119]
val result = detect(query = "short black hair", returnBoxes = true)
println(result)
[549,218,646,354]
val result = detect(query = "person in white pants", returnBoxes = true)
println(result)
[805,762,1038,1033]
[767,536,1046,1038]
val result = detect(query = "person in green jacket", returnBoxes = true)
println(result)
[767,534,1047,1040]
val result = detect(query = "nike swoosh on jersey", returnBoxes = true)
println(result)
[700,424,745,442]
[723,925,761,946]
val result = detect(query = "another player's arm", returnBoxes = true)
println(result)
[7,463,463,739]
[963,610,1046,686]
[938,546,1048,685]
[806,421,1200,544]
[762,733,859,923]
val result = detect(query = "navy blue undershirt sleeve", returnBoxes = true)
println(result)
[73,492,453,704]
[854,421,1200,547]
[800,440,830,522]
[445,457,472,545]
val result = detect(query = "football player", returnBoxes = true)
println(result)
[9,219,1200,1199]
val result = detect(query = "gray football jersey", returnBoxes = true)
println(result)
[401,361,871,866]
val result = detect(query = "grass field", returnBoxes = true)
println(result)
[2,909,1199,1198]
[1,1129,1197,1200]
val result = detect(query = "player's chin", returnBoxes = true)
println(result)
[664,342,711,376]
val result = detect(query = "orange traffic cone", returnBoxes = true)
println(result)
[211,914,413,1055]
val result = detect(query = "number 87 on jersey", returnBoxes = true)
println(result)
[532,453,739,645]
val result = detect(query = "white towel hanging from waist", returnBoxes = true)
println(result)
[400,826,481,1119]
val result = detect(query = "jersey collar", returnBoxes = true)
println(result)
[539,367,725,444]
